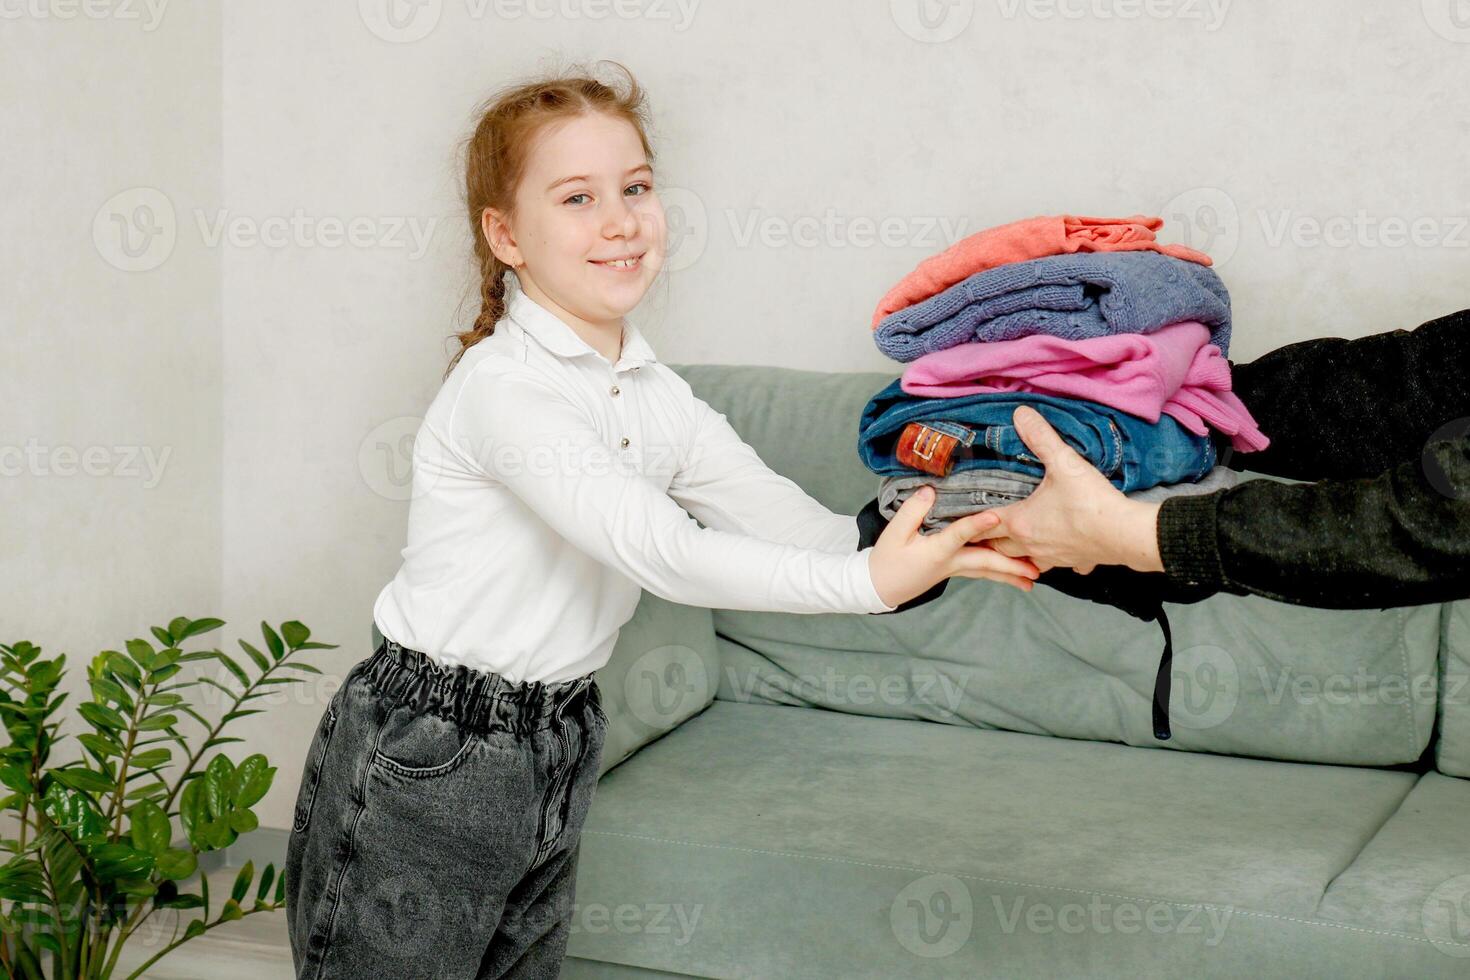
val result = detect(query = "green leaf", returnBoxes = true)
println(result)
[125,638,157,672]
[106,652,143,689]
[51,767,114,794]
[179,779,201,843]
[0,765,33,795]
[78,701,128,731]
[90,676,131,708]
[280,621,310,649]
[203,756,233,820]
[156,891,205,910]
[156,847,197,881]
[129,800,171,855]
[228,808,258,834]
[237,640,270,673]
[231,755,273,808]
[231,861,254,903]
[260,623,285,660]
[151,625,175,648]
[41,783,107,840]
[219,898,244,921]
[213,654,250,690]
[222,709,265,723]
[77,733,121,760]
[256,863,276,903]
[185,918,206,939]
[167,617,192,642]
[178,617,226,640]
[150,663,183,684]
[136,713,180,731]
[130,748,173,770]
[89,842,155,880]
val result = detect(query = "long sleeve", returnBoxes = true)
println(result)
[666,394,860,554]
[1157,433,1470,608]
[1154,308,1470,608]
[1212,308,1470,480]
[449,364,896,615]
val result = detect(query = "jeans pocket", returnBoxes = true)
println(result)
[370,703,478,780]
[292,701,339,834]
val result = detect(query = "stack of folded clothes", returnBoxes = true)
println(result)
[855,212,1271,741]
[858,212,1268,529]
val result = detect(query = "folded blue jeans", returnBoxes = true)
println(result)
[857,380,1216,492]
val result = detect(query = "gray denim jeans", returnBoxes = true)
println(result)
[285,636,607,979]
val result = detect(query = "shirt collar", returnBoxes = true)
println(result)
[506,288,658,371]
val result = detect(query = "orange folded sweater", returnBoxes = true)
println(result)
[871,213,1213,329]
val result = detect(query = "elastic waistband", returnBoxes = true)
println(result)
[360,637,597,736]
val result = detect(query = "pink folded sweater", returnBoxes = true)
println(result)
[899,321,1270,452]
[871,213,1214,328]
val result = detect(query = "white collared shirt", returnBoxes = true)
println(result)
[372,288,895,684]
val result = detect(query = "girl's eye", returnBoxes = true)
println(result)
[625,182,651,196]
[564,192,591,206]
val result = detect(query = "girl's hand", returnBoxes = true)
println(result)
[869,487,1042,607]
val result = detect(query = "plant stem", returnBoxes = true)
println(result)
[120,905,280,980]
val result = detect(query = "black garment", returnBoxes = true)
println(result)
[1157,307,1470,608]
[855,308,1470,740]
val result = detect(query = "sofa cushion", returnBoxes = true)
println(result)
[592,591,720,777]
[571,701,1467,976]
[1438,600,1470,778]
[1317,771,1470,953]
[671,363,1443,768]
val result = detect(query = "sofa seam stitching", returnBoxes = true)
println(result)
[581,829,1469,949]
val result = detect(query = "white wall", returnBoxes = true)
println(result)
[8,0,1468,831]
[1,0,221,821]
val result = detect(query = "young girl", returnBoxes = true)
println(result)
[283,63,1039,979]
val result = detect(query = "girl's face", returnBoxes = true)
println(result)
[488,113,665,331]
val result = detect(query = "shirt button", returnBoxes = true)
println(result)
[620,437,630,448]
[610,385,620,396]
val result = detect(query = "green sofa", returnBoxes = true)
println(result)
[554,364,1470,979]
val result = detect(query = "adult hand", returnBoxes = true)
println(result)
[869,486,1043,607]
[970,406,1165,574]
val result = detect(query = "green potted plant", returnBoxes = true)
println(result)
[0,616,335,978]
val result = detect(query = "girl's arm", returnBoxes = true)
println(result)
[664,395,859,555]
[1212,308,1470,480]
[448,363,897,616]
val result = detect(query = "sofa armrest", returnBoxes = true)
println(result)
[593,593,721,777]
